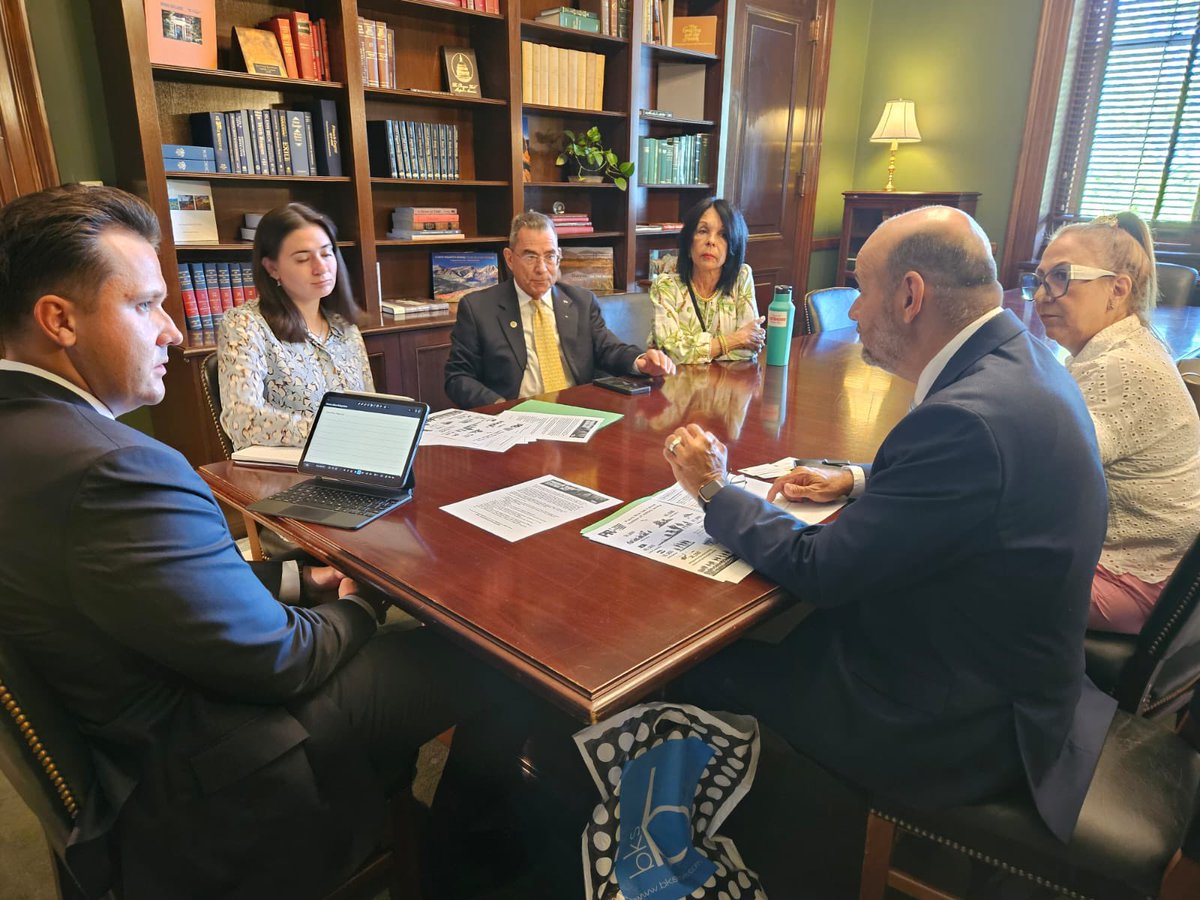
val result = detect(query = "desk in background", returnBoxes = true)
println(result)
[201,333,910,723]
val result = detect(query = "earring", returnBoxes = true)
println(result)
[275,279,282,288]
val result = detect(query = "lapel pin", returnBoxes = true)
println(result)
[509,320,518,328]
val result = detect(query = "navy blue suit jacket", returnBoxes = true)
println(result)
[444,279,643,408]
[705,311,1116,841]
[0,371,385,898]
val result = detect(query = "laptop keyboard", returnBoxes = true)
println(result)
[273,482,399,516]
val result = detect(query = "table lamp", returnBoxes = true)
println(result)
[870,99,921,192]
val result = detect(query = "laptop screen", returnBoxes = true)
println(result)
[298,392,428,489]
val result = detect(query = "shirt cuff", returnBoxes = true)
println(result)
[844,465,866,499]
[279,561,300,603]
[342,594,380,620]
[631,354,644,374]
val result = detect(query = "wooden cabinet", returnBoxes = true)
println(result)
[91,0,730,465]
[837,191,980,287]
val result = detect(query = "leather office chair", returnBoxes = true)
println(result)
[1156,262,1200,308]
[803,287,859,334]
[593,291,654,348]
[859,706,1200,900]
[0,631,426,900]
[1085,531,1200,720]
[1184,372,1200,416]
[0,632,96,900]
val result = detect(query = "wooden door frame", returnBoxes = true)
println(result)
[0,0,58,203]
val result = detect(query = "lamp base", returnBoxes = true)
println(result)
[882,141,898,192]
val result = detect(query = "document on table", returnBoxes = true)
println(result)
[581,488,753,584]
[231,445,303,468]
[508,399,624,429]
[738,477,848,524]
[495,410,604,443]
[441,474,621,542]
[421,408,605,451]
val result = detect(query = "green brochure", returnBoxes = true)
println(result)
[509,399,624,430]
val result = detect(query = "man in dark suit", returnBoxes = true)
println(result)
[664,207,1116,889]
[444,211,675,408]
[0,184,485,899]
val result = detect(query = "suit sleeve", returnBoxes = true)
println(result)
[444,297,505,408]
[589,294,644,375]
[66,443,378,704]
[705,402,1002,607]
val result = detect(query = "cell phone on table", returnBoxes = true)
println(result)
[593,375,652,395]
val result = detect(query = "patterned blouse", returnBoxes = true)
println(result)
[650,264,757,364]
[1066,314,1200,582]
[216,301,374,450]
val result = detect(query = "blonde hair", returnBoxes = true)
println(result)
[1050,211,1157,323]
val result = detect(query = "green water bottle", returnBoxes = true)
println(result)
[765,285,795,366]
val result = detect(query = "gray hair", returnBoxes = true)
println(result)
[885,211,999,331]
[509,210,557,246]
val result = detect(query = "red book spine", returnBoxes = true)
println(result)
[265,17,299,79]
[319,19,332,81]
[289,11,317,80]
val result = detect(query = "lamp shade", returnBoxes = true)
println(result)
[870,99,921,143]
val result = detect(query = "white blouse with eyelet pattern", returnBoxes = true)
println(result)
[1066,314,1200,582]
[216,300,374,451]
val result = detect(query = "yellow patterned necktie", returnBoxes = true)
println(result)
[531,298,569,392]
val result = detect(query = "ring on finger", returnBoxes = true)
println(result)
[667,436,683,454]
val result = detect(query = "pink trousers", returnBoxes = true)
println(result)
[1088,564,1166,634]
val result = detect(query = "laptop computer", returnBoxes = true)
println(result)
[248,391,429,530]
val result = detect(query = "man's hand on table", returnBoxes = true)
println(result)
[767,466,854,503]
[663,423,728,499]
[635,349,677,377]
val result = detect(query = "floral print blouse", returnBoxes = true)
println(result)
[216,301,374,450]
[650,264,757,364]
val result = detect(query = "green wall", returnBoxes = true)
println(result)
[809,0,1043,288]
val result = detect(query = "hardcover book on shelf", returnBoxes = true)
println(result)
[558,247,614,293]
[262,17,299,78]
[166,179,218,244]
[442,48,481,98]
[232,26,287,77]
[431,252,499,303]
[144,0,216,69]
[648,248,678,277]
[656,63,706,120]
[381,299,451,316]
[671,15,718,54]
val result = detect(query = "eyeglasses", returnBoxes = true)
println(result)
[1021,264,1116,301]
[518,252,561,269]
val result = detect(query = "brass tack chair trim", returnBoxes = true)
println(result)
[870,809,1093,900]
[0,679,80,820]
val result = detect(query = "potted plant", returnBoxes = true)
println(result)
[556,127,635,190]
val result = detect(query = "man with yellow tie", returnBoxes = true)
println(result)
[445,211,676,408]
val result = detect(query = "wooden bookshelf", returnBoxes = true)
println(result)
[92,0,730,464]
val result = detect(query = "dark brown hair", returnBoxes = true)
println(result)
[0,183,160,339]
[676,197,748,297]
[252,202,360,343]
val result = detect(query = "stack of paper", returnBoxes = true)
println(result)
[420,408,607,453]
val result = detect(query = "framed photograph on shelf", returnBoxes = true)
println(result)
[144,0,216,69]
[441,48,481,98]
[432,252,499,303]
[166,179,218,244]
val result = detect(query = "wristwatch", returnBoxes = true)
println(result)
[697,475,728,508]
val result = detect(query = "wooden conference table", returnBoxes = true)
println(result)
[201,328,909,724]
[199,298,1199,724]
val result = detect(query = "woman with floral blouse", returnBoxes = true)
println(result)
[650,198,764,364]
[217,203,373,450]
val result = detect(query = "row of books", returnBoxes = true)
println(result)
[190,103,341,177]
[426,0,500,11]
[638,134,712,186]
[551,212,594,235]
[357,17,396,89]
[232,13,334,81]
[178,261,259,335]
[535,7,601,32]
[387,207,465,241]
[520,42,607,110]
[162,144,219,174]
[635,221,684,234]
[366,121,461,180]
[543,0,629,36]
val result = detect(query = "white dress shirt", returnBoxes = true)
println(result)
[0,358,114,418]
[516,283,576,398]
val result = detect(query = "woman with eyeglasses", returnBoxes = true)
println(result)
[650,198,765,364]
[217,202,373,450]
[1029,210,1200,632]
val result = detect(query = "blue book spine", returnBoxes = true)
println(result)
[452,123,460,180]
[286,110,311,176]
[303,111,317,174]
[390,120,406,179]
[268,109,287,176]
[255,110,277,175]
[311,98,342,176]
[225,112,248,174]
[162,157,216,173]
[188,113,231,174]
[162,143,216,161]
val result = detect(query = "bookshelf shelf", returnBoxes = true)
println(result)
[558,230,625,240]
[395,0,505,21]
[636,230,684,237]
[368,178,510,187]
[639,114,714,128]
[377,235,509,246]
[175,241,358,253]
[522,104,627,119]
[643,183,713,189]
[526,181,622,189]
[364,88,508,107]
[165,173,353,184]
[520,21,631,51]
[151,64,345,93]
[646,44,719,63]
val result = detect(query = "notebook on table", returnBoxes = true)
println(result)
[248,391,429,530]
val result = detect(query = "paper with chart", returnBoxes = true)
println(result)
[441,474,621,542]
[420,408,605,451]
[581,487,753,584]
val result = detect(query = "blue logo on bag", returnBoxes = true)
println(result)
[615,737,717,900]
